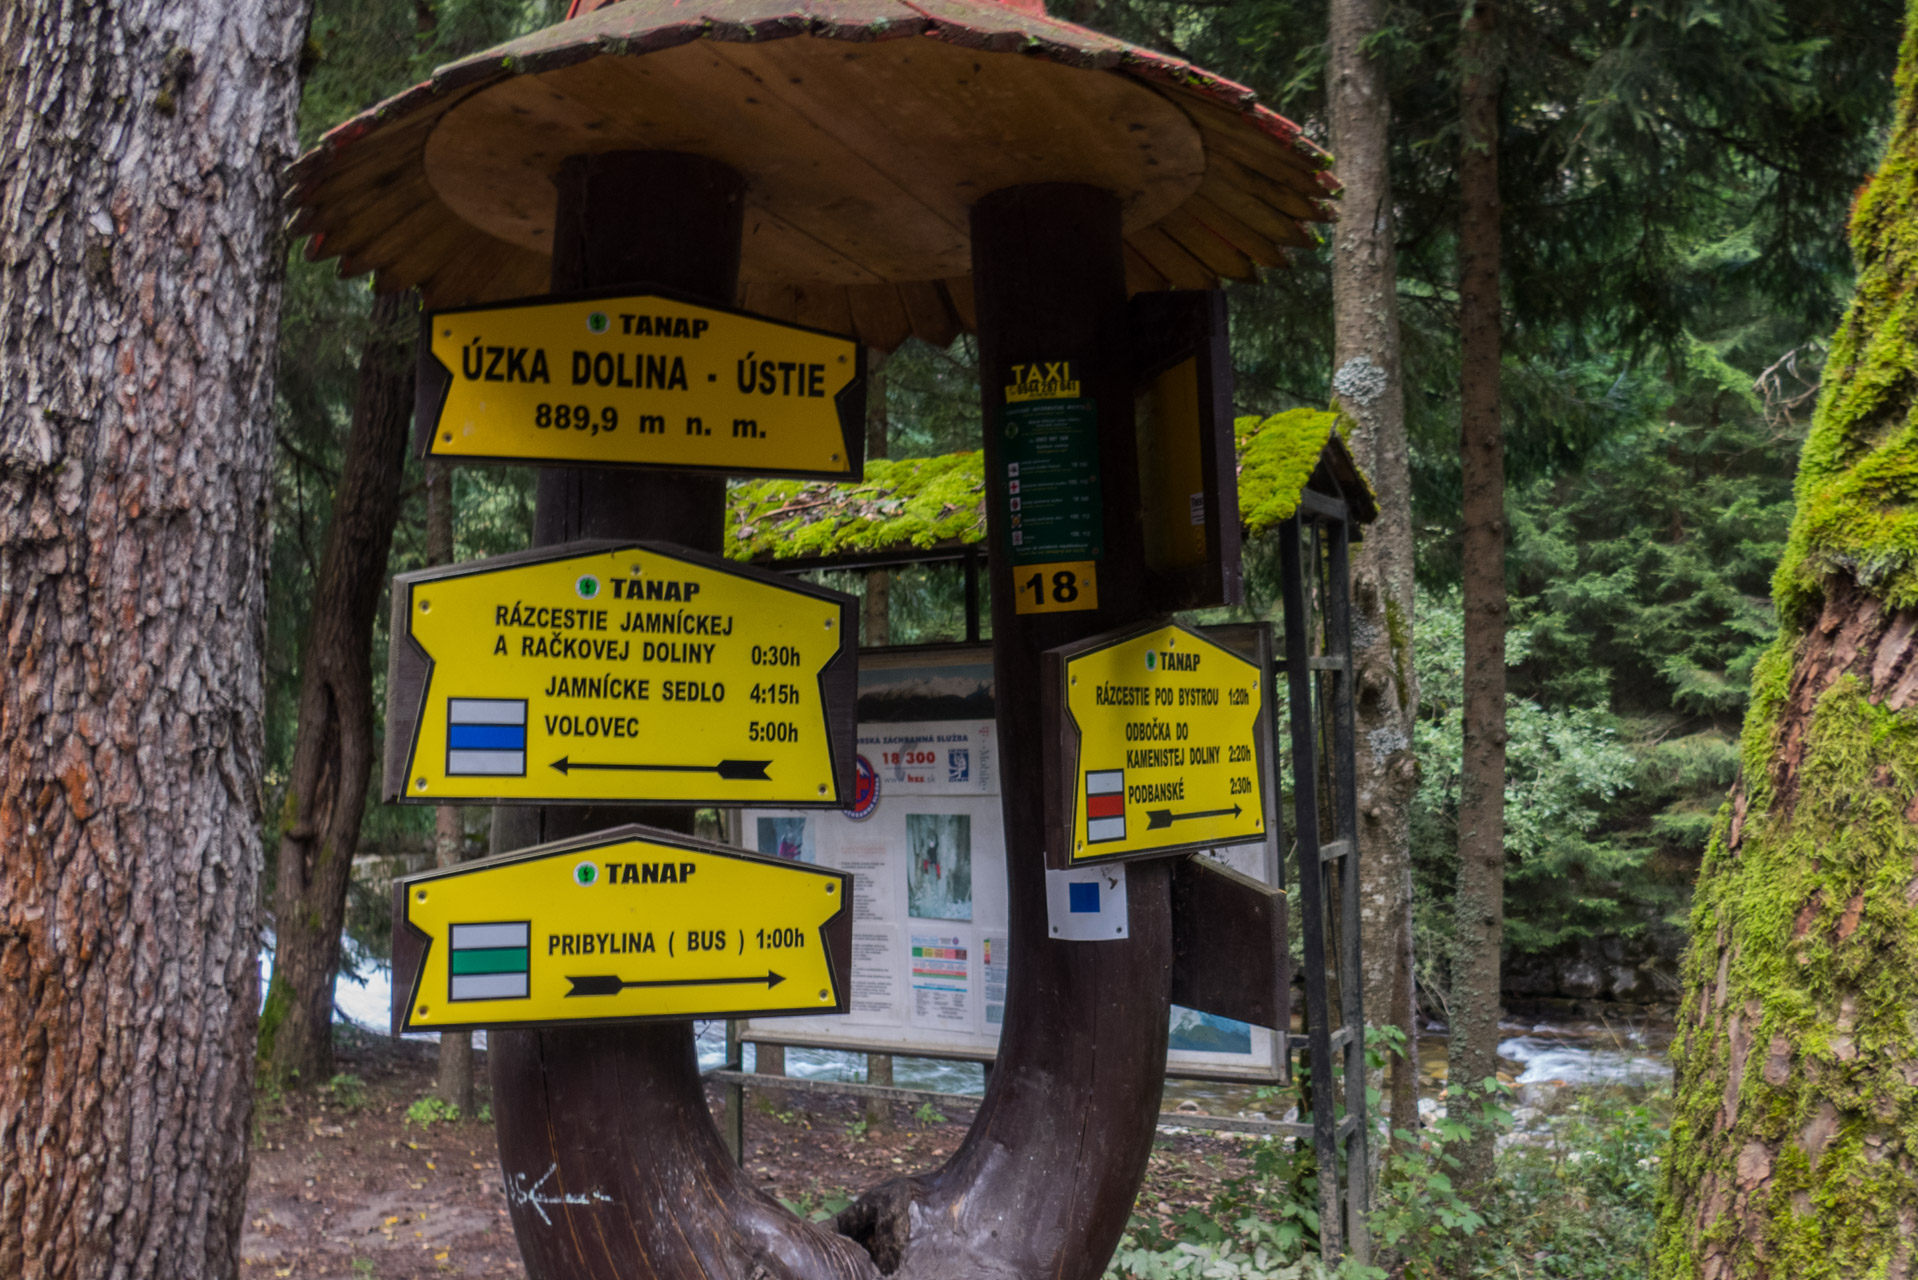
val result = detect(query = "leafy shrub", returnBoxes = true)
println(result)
[404,1096,460,1128]
[1105,1075,1668,1280]
[323,1073,368,1111]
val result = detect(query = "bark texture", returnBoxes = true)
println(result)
[0,0,311,1273]
[486,150,878,1280]
[262,291,416,1083]
[830,182,1172,1280]
[1327,0,1422,1146]
[1653,8,1918,1270]
[427,459,477,1113]
[1450,0,1507,1191]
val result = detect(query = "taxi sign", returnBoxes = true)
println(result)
[1043,620,1268,867]
[384,540,856,807]
[416,288,865,479]
[389,825,851,1032]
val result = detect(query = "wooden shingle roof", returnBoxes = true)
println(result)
[287,0,1337,349]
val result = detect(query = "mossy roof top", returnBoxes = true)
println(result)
[727,408,1376,563]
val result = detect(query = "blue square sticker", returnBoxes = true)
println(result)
[1068,882,1100,914]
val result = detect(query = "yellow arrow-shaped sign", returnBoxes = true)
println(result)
[390,825,851,1033]
[384,540,856,807]
[418,289,864,479]
[1045,621,1268,867]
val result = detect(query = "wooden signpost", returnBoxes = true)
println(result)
[389,824,852,1033]
[416,289,865,478]
[383,539,857,807]
[1042,619,1268,867]
[290,2,1353,1274]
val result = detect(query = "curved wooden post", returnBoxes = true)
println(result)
[835,183,1172,1277]
[489,151,879,1279]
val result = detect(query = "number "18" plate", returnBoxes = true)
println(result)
[1014,560,1100,614]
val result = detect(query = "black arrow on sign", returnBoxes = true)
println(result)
[563,971,790,997]
[566,971,787,997]
[1145,804,1243,830]
[549,756,771,781]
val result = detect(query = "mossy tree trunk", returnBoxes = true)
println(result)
[1328,0,1422,1147]
[1653,6,1918,1273]
[1451,0,1508,1193]
[262,291,415,1084]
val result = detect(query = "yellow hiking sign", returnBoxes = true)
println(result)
[389,825,851,1032]
[417,289,864,479]
[384,540,856,807]
[1043,621,1269,867]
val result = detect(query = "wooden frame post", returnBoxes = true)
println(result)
[831,183,1174,1275]
[481,171,1186,1280]
[487,151,882,1279]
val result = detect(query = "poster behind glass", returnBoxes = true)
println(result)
[740,640,1281,1082]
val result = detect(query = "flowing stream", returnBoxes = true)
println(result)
[311,946,1670,1122]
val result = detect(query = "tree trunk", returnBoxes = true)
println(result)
[831,183,1172,1279]
[863,347,894,1135]
[486,166,1170,1280]
[427,459,477,1114]
[1327,0,1422,1150]
[1653,18,1918,1271]
[0,0,311,1273]
[487,150,882,1279]
[262,291,416,1083]
[1450,0,1506,1192]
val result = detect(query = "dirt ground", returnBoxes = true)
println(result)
[242,1029,1258,1278]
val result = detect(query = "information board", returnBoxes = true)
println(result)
[1043,620,1268,868]
[738,639,1283,1083]
[384,540,856,807]
[416,288,865,478]
[389,825,851,1033]
[1129,289,1242,612]
[999,361,1101,614]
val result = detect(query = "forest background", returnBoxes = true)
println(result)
[275,0,1906,1020]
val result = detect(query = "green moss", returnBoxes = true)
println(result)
[1655,10,1918,1268]
[726,452,986,563]
[1737,636,1796,808]
[257,971,293,1071]
[725,418,1367,562]
[1654,680,1918,1276]
[1770,2,1918,627]
[1234,408,1340,536]
[1384,592,1412,709]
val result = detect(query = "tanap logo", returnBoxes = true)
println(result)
[1145,651,1157,671]
[573,861,599,887]
[575,574,601,600]
[586,311,610,334]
